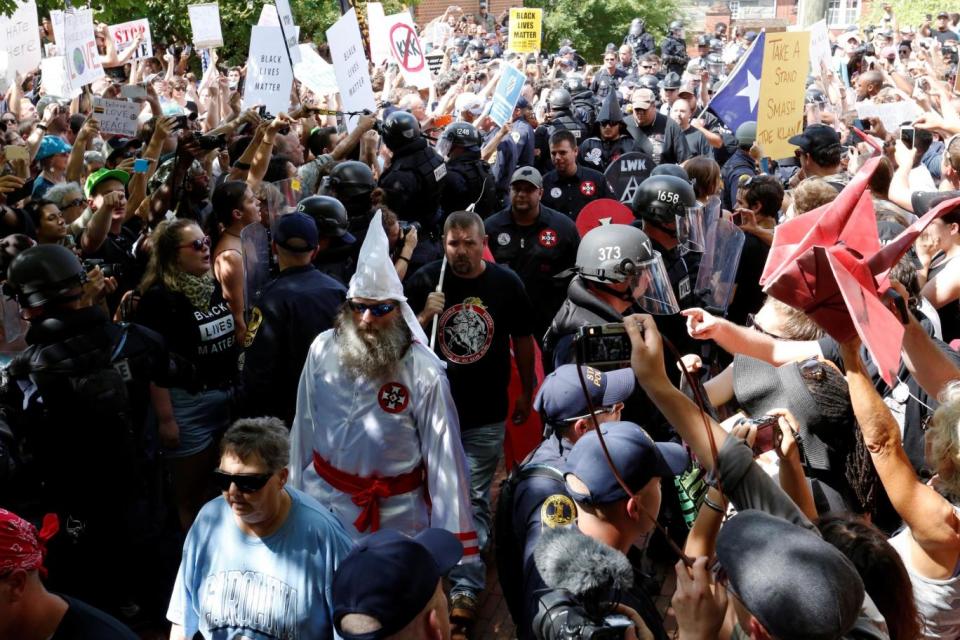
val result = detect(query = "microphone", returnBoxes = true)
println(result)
[534,527,634,608]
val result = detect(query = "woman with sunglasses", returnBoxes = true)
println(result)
[135,218,238,531]
[168,417,351,640]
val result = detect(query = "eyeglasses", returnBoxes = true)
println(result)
[600,121,619,127]
[797,356,827,382]
[745,313,784,340]
[63,197,86,209]
[179,236,211,251]
[348,300,398,317]
[212,469,273,493]
[562,403,623,424]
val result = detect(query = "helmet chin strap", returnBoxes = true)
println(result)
[592,280,634,302]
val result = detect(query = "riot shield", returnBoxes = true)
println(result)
[700,195,722,240]
[603,151,654,206]
[241,221,272,318]
[576,199,635,237]
[257,177,304,227]
[694,217,745,315]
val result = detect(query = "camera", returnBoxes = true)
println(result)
[82,259,123,279]
[533,590,632,640]
[258,106,291,136]
[193,132,227,150]
[741,415,781,457]
[575,324,632,370]
[399,220,420,242]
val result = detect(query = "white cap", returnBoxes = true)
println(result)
[455,93,485,118]
[347,210,438,360]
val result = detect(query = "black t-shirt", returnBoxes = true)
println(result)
[80,219,144,315]
[726,232,770,326]
[631,112,691,165]
[406,261,535,429]
[52,595,139,639]
[135,282,238,388]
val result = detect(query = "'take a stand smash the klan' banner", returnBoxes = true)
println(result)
[756,32,809,160]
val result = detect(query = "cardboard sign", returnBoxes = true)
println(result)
[0,52,13,96]
[855,100,921,134]
[384,12,431,89]
[63,9,105,91]
[808,20,831,75]
[294,44,339,97]
[489,64,526,127]
[326,9,376,133]
[0,0,41,77]
[258,4,301,64]
[366,2,392,66]
[92,97,141,136]
[188,3,223,49]
[40,56,80,98]
[508,8,542,54]
[273,0,301,64]
[108,19,153,61]
[242,26,293,116]
[426,50,444,75]
[757,32,809,160]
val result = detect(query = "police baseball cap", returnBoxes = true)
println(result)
[333,528,463,639]
[788,124,841,154]
[511,166,543,188]
[937,11,949,18]
[272,212,319,252]
[516,96,531,109]
[564,422,689,505]
[534,365,635,426]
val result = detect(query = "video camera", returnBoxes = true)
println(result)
[574,324,632,371]
[533,590,632,640]
[82,258,123,279]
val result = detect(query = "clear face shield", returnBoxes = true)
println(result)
[436,136,453,160]
[707,57,725,76]
[625,252,680,315]
[675,204,706,255]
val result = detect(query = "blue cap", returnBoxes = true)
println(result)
[744,31,758,42]
[559,45,576,56]
[272,212,319,252]
[564,422,689,505]
[35,135,72,161]
[333,528,463,639]
[516,96,531,109]
[534,365,634,426]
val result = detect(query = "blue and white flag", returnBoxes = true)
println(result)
[707,32,765,133]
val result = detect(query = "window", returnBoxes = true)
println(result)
[729,0,778,20]
[827,0,861,27]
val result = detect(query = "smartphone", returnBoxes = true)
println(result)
[745,415,782,457]
[4,146,29,162]
[731,211,743,226]
[120,84,147,100]
[133,158,150,173]
[900,126,915,149]
[575,323,633,370]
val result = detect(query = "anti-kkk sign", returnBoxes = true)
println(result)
[603,151,654,205]
[384,12,431,89]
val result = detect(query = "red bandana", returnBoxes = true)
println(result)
[0,509,59,577]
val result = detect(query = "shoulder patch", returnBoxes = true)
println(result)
[540,494,577,529]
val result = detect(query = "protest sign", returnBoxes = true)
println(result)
[326,9,376,133]
[489,64,526,126]
[604,152,654,204]
[855,100,921,134]
[257,3,301,64]
[0,52,13,96]
[109,19,153,60]
[92,97,141,137]
[808,20,830,74]
[242,25,294,115]
[188,3,223,49]
[508,8,542,54]
[757,31,809,160]
[40,56,80,98]
[0,0,42,77]
[426,50,444,75]
[384,12,431,89]
[366,2,391,66]
[294,44,339,96]
[63,9,105,91]
[273,0,301,64]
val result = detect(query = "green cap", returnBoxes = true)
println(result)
[84,168,130,198]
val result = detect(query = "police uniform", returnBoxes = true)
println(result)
[241,264,346,426]
[541,165,611,220]
[484,204,580,341]
[484,127,519,211]
[511,117,536,169]
[378,137,447,231]
[624,31,656,57]
[577,135,637,172]
[441,148,499,218]
[660,35,690,75]
[534,111,589,174]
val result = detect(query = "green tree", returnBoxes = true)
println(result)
[523,0,682,64]
[861,0,953,32]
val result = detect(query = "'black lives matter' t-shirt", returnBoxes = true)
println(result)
[135,282,238,388]
[406,261,535,429]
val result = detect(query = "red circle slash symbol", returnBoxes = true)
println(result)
[389,23,424,72]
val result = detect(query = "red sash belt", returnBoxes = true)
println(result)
[312,452,425,533]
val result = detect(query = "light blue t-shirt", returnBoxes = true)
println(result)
[167,487,353,639]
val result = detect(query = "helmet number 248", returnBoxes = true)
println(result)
[598,246,621,261]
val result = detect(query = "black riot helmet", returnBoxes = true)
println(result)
[631,174,705,253]
[4,244,85,309]
[381,111,421,152]
[638,74,661,93]
[650,163,690,182]
[325,161,376,200]
[573,224,679,314]
[437,121,481,159]
[296,196,350,239]
[548,87,573,111]
[697,34,711,48]
[805,87,828,105]
[629,18,645,37]
[706,53,725,77]
[564,75,589,95]
[669,20,684,36]
[709,38,724,53]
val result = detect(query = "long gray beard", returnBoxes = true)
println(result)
[335,307,412,379]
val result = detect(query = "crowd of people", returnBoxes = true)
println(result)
[1,2,960,639]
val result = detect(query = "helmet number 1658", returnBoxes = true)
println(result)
[658,190,680,204]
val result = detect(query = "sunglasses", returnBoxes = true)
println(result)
[745,313,784,340]
[563,403,623,424]
[180,236,211,251]
[212,469,273,493]
[348,300,397,317]
[600,121,619,127]
[797,356,827,382]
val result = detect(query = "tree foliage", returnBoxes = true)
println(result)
[860,0,954,31]
[523,0,682,64]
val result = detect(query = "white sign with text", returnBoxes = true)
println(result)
[93,97,142,136]
[242,25,294,115]
[326,9,376,133]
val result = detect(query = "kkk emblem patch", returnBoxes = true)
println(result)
[378,382,410,414]
[538,228,558,248]
[580,181,596,196]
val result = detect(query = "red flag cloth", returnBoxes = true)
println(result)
[0,510,59,577]
[576,199,634,238]
[760,157,960,383]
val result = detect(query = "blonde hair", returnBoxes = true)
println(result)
[930,381,960,501]
[793,178,837,215]
[138,218,201,294]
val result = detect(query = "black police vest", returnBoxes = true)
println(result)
[454,158,499,218]
[388,147,446,227]
[550,112,588,143]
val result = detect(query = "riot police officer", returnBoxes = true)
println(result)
[298,195,358,285]
[534,88,590,174]
[578,90,637,172]
[544,223,678,369]
[0,244,190,614]
[321,160,377,242]
[623,18,655,57]
[564,76,598,131]
[437,121,498,218]
[378,111,447,270]
[511,97,536,169]
[660,21,690,76]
